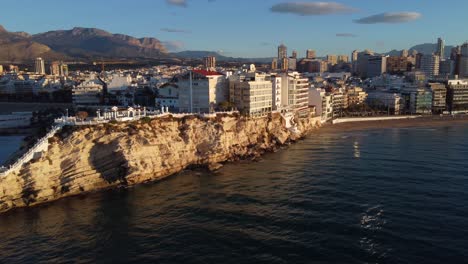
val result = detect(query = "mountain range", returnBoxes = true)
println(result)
[0,25,167,62]
[0,25,458,63]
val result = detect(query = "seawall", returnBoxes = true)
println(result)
[332,116,421,124]
[0,112,321,214]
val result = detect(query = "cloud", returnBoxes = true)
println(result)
[166,0,187,7]
[270,2,358,16]
[354,12,421,24]
[336,33,357,37]
[161,28,191,33]
[162,41,185,51]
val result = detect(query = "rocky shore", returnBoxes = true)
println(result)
[0,112,321,214]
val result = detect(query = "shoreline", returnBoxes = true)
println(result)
[318,116,468,133]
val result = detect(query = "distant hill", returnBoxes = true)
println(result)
[386,43,454,58]
[0,25,167,62]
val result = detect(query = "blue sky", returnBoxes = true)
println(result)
[1,0,467,58]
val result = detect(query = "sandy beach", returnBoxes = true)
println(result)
[318,115,468,133]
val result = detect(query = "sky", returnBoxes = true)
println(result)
[1,0,467,58]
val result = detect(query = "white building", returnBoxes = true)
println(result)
[308,87,333,122]
[34,57,46,75]
[229,72,273,117]
[280,72,310,116]
[177,69,228,113]
[156,83,179,110]
[367,92,402,114]
[271,75,282,110]
[72,78,104,106]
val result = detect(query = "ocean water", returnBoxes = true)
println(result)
[0,136,24,165]
[0,124,467,263]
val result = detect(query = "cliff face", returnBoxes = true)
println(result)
[0,113,320,213]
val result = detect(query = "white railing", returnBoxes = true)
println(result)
[0,111,241,177]
[0,125,63,177]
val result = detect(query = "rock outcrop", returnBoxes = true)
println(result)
[0,113,321,213]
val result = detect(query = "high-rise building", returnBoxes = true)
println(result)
[436,37,445,59]
[401,49,409,57]
[459,43,468,78]
[337,55,349,63]
[34,57,45,75]
[229,72,273,117]
[447,79,468,112]
[280,72,309,116]
[428,83,447,113]
[60,62,69,77]
[204,56,216,70]
[281,57,289,71]
[440,60,455,77]
[278,44,287,60]
[292,50,297,59]
[271,58,278,70]
[419,54,440,78]
[306,49,316,59]
[50,61,60,75]
[356,50,374,78]
[326,55,338,66]
[288,58,297,71]
[351,50,359,63]
[386,56,410,73]
[367,55,388,78]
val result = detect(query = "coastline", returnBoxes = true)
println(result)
[0,113,321,214]
[319,116,468,133]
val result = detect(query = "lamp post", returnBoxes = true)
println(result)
[189,68,193,113]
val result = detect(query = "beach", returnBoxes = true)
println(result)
[319,115,468,133]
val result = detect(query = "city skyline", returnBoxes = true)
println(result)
[0,0,467,58]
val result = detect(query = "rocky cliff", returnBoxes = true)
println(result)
[0,113,321,213]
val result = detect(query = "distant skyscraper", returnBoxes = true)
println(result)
[50,61,60,75]
[278,44,287,70]
[292,50,297,59]
[60,62,69,77]
[34,57,45,75]
[401,49,409,57]
[278,44,287,60]
[271,58,278,70]
[419,54,440,78]
[411,50,418,57]
[351,50,359,63]
[326,55,338,65]
[204,56,216,70]
[306,49,316,59]
[367,55,387,78]
[459,43,468,78]
[436,37,445,59]
[337,55,349,63]
[281,57,289,71]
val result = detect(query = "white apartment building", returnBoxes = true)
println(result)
[229,72,273,117]
[280,72,309,116]
[308,87,333,122]
[178,69,228,113]
[72,78,104,106]
[367,92,402,114]
[271,75,282,110]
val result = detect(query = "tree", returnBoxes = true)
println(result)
[76,111,89,121]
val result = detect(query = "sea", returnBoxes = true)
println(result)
[0,136,24,165]
[0,124,467,263]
